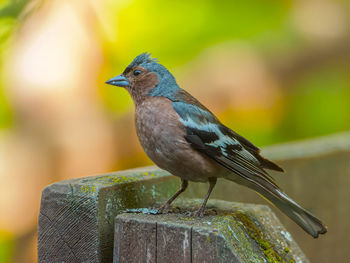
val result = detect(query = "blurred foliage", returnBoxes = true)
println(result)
[0,231,14,263]
[279,65,350,141]
[110,0,290,58]
[0,2,29,261]
[0,0,29,18]
[0,0,30,128]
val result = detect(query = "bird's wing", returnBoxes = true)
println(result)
[172,89,283,172]
[172,100,279,186]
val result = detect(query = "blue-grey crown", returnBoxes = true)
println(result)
[124,53,158,73]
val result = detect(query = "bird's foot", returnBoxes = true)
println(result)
[194,208,205,218]
[156,204,169,215]
[156,209,164,215]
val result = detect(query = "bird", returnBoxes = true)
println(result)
[106,53,327,238]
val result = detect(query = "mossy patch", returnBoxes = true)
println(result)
[231,211,295,263]
[80,185,97,196]
[77,169,169,189]
[212,215,263,263]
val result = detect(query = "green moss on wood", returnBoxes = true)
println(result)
[231,211,295,263]
[212,215,263,263]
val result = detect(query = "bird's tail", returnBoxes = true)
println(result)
[228,175,327,238]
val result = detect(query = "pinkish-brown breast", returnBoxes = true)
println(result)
[134,96,228,182]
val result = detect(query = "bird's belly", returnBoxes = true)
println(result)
[135,97,226,182]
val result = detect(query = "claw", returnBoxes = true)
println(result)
[156,208,165,215]
[157,203,169,214]
[194,208,205,217]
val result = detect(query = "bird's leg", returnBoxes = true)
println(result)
[195,177,217,217]
[157,179,188,214]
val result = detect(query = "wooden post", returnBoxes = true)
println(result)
[114,200,309,263]
[38,167,179,262]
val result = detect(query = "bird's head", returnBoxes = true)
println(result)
[106,53,179,104]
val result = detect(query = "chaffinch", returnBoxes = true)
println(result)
[106,53,327,238]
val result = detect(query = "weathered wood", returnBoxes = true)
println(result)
[114,200,308,263]
[157,222,192,262]
[38,167,179,262]
[38,132,350,263]
[114,216,156,262]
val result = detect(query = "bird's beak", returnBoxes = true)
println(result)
[105,74,130,87]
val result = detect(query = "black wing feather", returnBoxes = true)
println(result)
[185,132,278,187]
[220,125,284,172]
[172,100,282,185]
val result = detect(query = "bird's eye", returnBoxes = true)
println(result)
[133,69,142,76]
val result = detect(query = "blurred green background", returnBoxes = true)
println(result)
[1,0,349,261]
